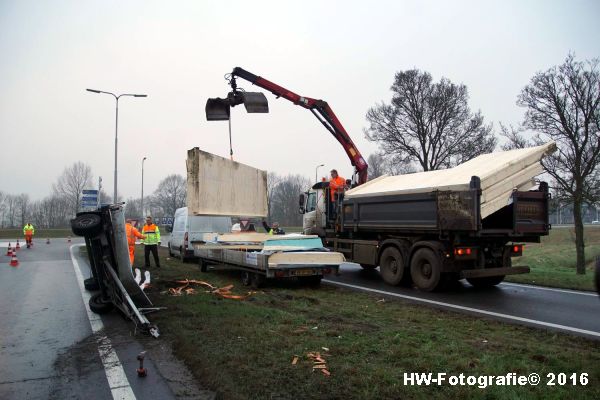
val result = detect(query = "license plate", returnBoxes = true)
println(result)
[293,269,314,276]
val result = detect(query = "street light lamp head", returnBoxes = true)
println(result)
[134,94,148,97]
[86,88,102,93]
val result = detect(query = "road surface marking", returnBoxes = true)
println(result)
[323,279,600,338]
[500,282,597,297]
[70,244,137,400]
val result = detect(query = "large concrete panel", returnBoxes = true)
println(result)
[187,148,268,217]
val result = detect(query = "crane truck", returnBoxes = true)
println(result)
[206,67,551,292]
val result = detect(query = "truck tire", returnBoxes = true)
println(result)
[410,248,442,292]
[84,277,99,291]
[466,275,505,288]
[71,213,102,237]
[379,247,405,285]
[89,293,114,314]
[241,271,252,286]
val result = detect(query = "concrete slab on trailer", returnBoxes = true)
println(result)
[186,148,268,217]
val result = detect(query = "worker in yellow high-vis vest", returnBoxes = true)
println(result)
[23,223,35,248]
[142,216,161,268]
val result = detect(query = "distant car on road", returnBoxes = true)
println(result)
[592,220,599,224]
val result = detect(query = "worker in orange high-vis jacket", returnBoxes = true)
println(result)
[328,169,347,219]
[125,219,146,266]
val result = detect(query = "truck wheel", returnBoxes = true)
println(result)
[71,213,102,237]
[89,293,114,314]
[84,277,99,291]
[379,247,405,285]
[241,271,252,286]
[410,248,442,292]
[251,273,266,289]
[467,275,505,288]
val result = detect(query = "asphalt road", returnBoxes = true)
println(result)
[325,263,600,340]
[0,238,211,400]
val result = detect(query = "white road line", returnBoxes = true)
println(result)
[500,282,597,297]
[70,244,137,400]
[323,279,600,338]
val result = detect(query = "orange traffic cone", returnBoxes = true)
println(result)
[16,240,21,250]
[6,243,12,256]
[10,253,19,267]
[46,238,50,244]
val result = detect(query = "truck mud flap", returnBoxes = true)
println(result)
[461,266,530,279]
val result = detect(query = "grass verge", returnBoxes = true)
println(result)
[0,228,73,239]
[136,246,600,400]
[508,226,600,291]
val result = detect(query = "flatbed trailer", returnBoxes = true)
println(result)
[193,240,344,287]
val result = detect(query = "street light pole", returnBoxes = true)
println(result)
[141,157,147,220]
[315,163,325,183]
[86,89,147,203]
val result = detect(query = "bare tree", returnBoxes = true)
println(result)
[266,172,282,219]
[367,153,387,179]
[4,194,18,228]
[16,194,30,227]
[52,161,93,215]
[150,174,186,218]
[365,69,496,172]
[125,197,142,220]
[504,55,600,274]
[270,174,311,226]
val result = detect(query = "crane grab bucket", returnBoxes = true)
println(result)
[205,98,231,121]
[241,92,269,114]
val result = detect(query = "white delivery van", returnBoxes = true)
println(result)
[168,207,232,261]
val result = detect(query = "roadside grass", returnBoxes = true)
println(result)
[138,246,600,400]
[0,228,73,239]
[508,226,600,291]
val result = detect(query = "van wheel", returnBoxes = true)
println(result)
[379,247,405,285]
[410,248,442,292]
[89,293,114,314]
[71,213,102,237]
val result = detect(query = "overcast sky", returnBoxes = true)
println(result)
[1,0,599,201]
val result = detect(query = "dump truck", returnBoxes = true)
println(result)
[205,67,554,291]
[300,144,555,291]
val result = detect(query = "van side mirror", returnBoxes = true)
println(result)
[298,193,305,214]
